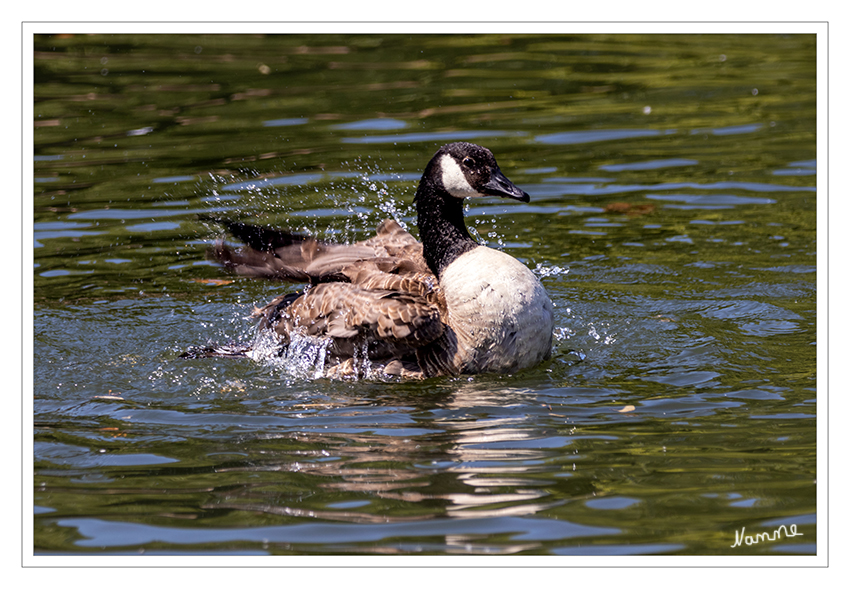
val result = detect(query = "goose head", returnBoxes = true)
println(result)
[427,142,530,203]
[414,142,531,277]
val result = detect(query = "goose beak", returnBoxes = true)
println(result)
[482,168,530,203]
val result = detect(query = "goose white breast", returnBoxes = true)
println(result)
[440,245,554,373]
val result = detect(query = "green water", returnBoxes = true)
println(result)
[32,33,816,556]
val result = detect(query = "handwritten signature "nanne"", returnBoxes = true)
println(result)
[731,524,803,548]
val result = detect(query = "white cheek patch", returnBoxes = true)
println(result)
[440,154,484,198]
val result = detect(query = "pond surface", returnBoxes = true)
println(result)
[31,32,818,557]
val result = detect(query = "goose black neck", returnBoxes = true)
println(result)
[415,182,478,277]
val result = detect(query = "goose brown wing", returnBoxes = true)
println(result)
[199,216,312,251]
[207,217,445,365]
[210,237,386,283]
[271,283,444,348]
[207,218,430,284]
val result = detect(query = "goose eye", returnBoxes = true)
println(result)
[462,157,475,167]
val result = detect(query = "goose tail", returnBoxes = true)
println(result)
[178,342,257,359]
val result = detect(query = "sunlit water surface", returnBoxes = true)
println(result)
[33,33,816,556]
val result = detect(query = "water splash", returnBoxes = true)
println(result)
[251,332,334,380]
[349,339,376,380]
[243,329,383,381]
[377,197,410,231]
[279,334,334,379]
[587,322,617,345]
[553,326,576,341]
[533,263,569,279]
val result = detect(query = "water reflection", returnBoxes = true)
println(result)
[342,130,517,144]
[536,129,663,144]
[57,515,619,554]
[195,398,589,525]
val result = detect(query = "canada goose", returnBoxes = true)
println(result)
[186,142,554,378]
